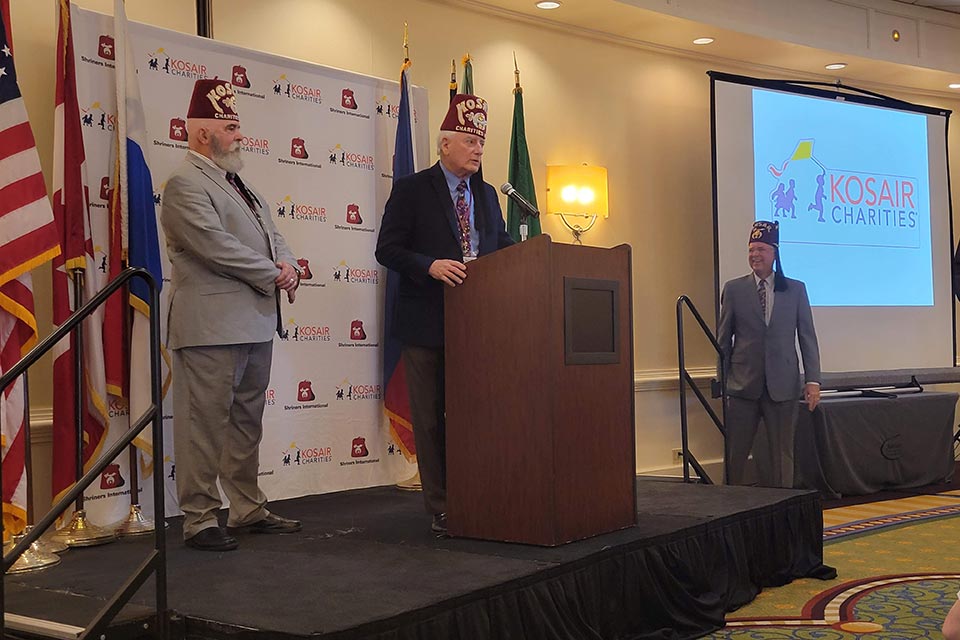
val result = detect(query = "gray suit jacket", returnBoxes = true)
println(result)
[161,153,295,349]
[717,274,821,402]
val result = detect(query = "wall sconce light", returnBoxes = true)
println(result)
[545,164,608,244]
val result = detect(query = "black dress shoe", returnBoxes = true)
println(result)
[431,512,448,535]
[233,513,302,534]
[185,527,238,551]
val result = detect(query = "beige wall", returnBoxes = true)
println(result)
[10,0,960,512]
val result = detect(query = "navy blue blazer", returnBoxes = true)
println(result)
[376,162,514,348]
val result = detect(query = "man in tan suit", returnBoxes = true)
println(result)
[161,79,302,551]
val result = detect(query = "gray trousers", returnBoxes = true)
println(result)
[401,345,446,515]
[725,389,799,488]
[172,341,273,539]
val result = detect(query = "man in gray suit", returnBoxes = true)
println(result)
[718,220,821,488]
[161,79,302,551]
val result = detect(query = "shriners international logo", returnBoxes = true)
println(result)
[230,64,265,100]
[296,258,313,279]
[334,203,374,233]
[272,73,323,104]
[327,144,375,171]
[282,379,328,412]
[169,117,187,141]
[345,204,362,224]
[281,442,332,466]
[349,320,367,341]
[265,388,276,406]
[332,260,379,285]
[100,463,125,490]
[147,47,207,80]
[278,137,322,169]
[340,319,378,348]
[341,89,357,110]
[98,35,115,60]
[291,137,309,159]
[232,64,251,88]
[765,139,920,249]
[297,379,315,402]
[275,196,326,223]
[351,437,369,458]
[341,436,380,466]
[330,88,370,120]
[335,379,382,401]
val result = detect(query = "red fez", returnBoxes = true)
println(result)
[187,79,239,121]
[440,94,487,139]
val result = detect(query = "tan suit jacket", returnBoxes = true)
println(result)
[161,153,295,349]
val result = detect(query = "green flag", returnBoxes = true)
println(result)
[507,81,541,241]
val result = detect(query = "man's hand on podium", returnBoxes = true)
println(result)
[428,259,467,287]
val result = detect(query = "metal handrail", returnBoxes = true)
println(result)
[676,295,727,484]
[0,267,167,640]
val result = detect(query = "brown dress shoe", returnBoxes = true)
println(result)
[232,513,302,534]
[185,527,239,551]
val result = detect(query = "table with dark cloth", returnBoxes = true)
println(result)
[793,391,957,499]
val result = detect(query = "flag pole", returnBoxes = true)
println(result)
[449,59,457,103]
[112,0,157,537]
[51,268,116,546]
[5,372,63,571]
[514,53,527,242]
[20,372,66,554]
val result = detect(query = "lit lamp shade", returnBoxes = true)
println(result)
[545,165,609,218]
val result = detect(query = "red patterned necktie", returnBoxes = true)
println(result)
[455,180,471,257]
[758,279,767,322]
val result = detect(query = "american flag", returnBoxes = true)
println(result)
[0,0,61,537]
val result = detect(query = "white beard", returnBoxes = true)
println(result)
[210,137,244,174]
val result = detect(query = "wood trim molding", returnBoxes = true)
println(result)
[634,367,716,393]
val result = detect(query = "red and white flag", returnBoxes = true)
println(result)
[51,0,109,507]
[0,0,60,537]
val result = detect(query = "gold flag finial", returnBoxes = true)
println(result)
[513,51,521,91]
[402,22,409,62]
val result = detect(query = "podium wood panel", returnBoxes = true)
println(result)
[445,235,635,545]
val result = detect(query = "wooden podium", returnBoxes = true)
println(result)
[445,234,636,546]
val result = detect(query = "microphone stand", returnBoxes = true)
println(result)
[519,210,529,242]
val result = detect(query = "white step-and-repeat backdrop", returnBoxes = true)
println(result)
[70,5,428,521]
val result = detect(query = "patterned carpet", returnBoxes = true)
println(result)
[703,491,960,638]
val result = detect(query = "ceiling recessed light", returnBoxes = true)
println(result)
[692,37,714,45]
[536,1,561,8]
[949,83,960,90]
[825,63,847,70]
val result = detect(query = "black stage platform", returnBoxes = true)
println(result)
[6,480,835,640]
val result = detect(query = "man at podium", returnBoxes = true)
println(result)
[718,220,821,488]
[376,94,513,534]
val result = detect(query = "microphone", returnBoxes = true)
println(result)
[500,182,540,219]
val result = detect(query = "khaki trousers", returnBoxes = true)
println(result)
[172,341,273,539]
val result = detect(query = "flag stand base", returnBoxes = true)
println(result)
[5,529,62,574]
[112,503,161,537]
[396,470,422,491]
[51,510,117,547]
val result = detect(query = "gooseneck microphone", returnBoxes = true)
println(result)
[500,182,540,219]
